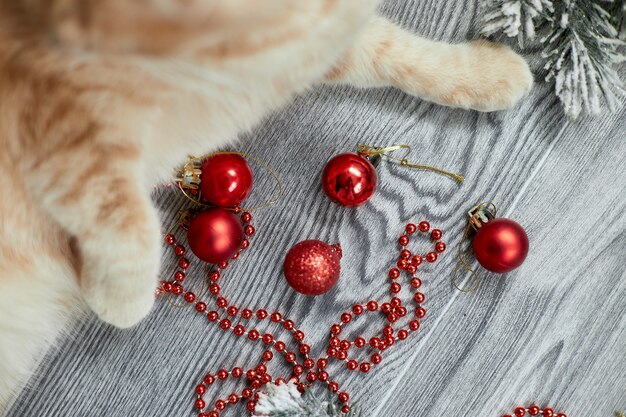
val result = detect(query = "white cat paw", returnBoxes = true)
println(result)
[445,40,533,112]
[83,275,156,329]
[80,233,160,329]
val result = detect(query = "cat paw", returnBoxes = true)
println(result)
[83,274,156,329]
[80,230,160,328]
[443,40,533,112]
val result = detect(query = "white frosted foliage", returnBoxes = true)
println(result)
[254,382,309,416]
[252,382,360,417]
[481,0,553,40]
[482,0,626,119]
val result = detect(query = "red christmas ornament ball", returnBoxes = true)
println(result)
[187,208,244,264]
[473,218,529,273]
[322,153,377,207]
[283,240,342,295]
[200,153,253,207]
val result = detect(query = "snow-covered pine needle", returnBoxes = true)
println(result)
[253,382,361,417]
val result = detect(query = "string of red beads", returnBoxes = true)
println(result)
[159,213,445,416]
[504,405,566,417]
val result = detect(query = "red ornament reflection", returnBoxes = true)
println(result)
[321,153,377,207]
[200,154,253,207]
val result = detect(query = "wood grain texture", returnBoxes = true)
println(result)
[4,0,625,416]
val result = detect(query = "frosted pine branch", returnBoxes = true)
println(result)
[481,0,553,45]
[252,382,361,417]
[543,0,626,118]
[608,0,626,40]
[480,0,626,119]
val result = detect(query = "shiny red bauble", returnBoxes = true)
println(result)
[187,208,244,264]
[200,154,253,207]
[283,240,342,295]
[322,153,377,207]
[473,218,529,273]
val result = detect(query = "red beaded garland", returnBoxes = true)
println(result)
[184,292,196,303]
[506,406,565,417]
[194,398,205,410]
[160,218,446,415]
[164,234,176,245]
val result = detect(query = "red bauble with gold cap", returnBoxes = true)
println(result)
[473,218,529,273]
[321,153,377,207]
[200,153,253,207]
[187,208,244,264]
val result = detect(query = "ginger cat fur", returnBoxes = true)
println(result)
[0,0,533,408]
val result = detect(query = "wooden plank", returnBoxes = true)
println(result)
[379,109,626,416]
[7,0,626,416]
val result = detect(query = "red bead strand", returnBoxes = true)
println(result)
[160,218,446,415]
[505,406,566,417]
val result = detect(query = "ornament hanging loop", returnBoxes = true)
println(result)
[452,225,479,293]
[356,143,465,183]
[452,201,497,293]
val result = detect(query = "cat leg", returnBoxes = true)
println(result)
[26,126,161,329]
[325,16,533,111]
[0,256,79,411]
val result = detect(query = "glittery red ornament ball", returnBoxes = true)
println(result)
[187,208,244,264]
[200,153,253,207]
[321,153,377,207]
[283,240,342,295]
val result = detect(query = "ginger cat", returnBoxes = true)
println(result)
[0,0,533,409]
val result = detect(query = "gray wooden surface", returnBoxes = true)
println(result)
[5,1,626,416]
